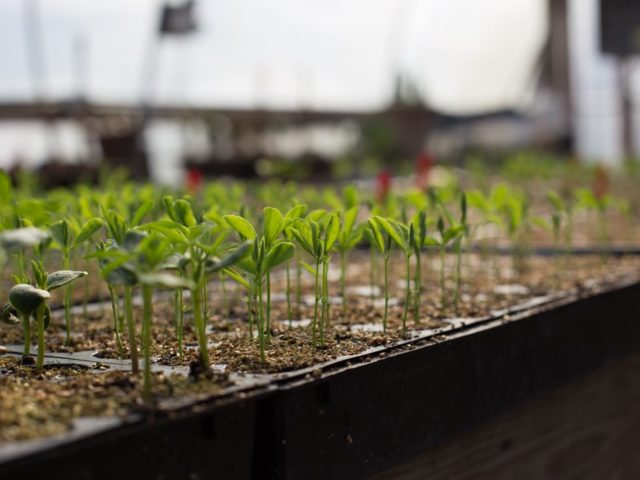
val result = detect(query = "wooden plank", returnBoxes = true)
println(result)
[373,352,640,479]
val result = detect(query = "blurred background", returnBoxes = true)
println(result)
[0,0,637,187]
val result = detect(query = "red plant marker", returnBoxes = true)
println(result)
[186,168,203,193]
[415,151,434,189]
[376,170,392,204]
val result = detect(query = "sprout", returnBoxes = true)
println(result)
[7,260,86,369]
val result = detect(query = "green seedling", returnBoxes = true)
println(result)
[435,216,465,312]
[282,204,308,326]
[6,260,86,368]
[290,212,337,347]
[50,218,103,344]
[372,215,414,337]
[333,206,362,317]
[367,216,394,333]
[226,208,295,360]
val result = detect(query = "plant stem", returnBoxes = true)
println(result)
[175,278,184,360]
[296,258,302,318]
[36,304,45,369]
[320,259,329,347]
[108,285,124,358]
[383,253,389,333]
[202,281,208,323]
[369,245,376,304]
[413,250,421,325]
[340,250,347,317]
[440,245,446,311]
[63,253,71,345]
[266,272,272,342]
[142,285,153,403]
[402,253,410,337]
[286,261,292,328]
[247,278,254,340]
[257,275,266,362]
[22,312,31,356]
[312,259,320,347]
[453,238,462,313]
[191,277,209,370]
[124,286,139,374]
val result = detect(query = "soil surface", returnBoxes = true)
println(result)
[1,252,639,443]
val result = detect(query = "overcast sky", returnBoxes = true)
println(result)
[0,0,547,114]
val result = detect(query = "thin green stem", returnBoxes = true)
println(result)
[142,285,153,403]
[36,304,45,369]
[202,281,208,323]
[453,239,462,313]
[266,272,272,342]
[312,259,320,347]
[369,245,376,304]
[257,275,266,362]
[247,278,254,340]
[383,253,389,333]
[286,261,292,328]
[175,276,184,360]
[63,253,71,345]
[340,250,347,317]
[192,276,209,370]
[402,253,411,337]
[296,258,302,318]
[320,258,329,347]
[124,286,139,374]
[440,246,446,312]
[413,251,421,325]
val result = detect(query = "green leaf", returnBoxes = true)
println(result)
[50,220,71,249]
[290,219,315,256]
[324,214,340,252]
[46,270,88,291]
[263,207,285,248]
[442,225,464,244]
[367,218,386,253]
[300,260,317,275]
[224,214,257,241]
[343,207,358,235]
[285,204,308,220]
[221,267,250,289]
[73,218,104,246]
[205,241,251,274]
[264,242,295,270]
[373,215,404,249]
[131,200,155,226]
[9,284,50,316]
[307,209,327,222]
[174,199,197,227]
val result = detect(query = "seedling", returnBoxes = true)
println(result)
[333,207,362,316]
[373,215,414,337]
[290,212,338,346]
[367,216,394,333]
[50,218,103,344]
[6,260,86,368]
[226,209,295,360]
